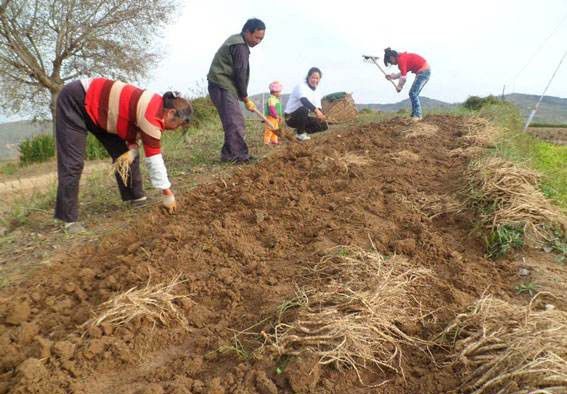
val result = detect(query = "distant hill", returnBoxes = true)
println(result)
[356,97,458,112]
[249,93,567,124]
[503,94,567,124]
[248,94,458,115]
[0,120,51,160]
[1,93,565,160]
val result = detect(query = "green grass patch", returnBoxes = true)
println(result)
[529,123,567,128]
[85,133,110,160]
[490,131,567,209]
[3,184,58,228]
[19,134,55,165]
[515,282,538,297]
[486,224,525,259]
[0,162,18,176]
[17,132,109,168]
[473,102,566,210]
[478,101,524,131]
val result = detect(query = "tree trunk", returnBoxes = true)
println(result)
[50,89,59,135]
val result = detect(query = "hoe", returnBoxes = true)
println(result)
[251,107,297,142]
[362,55,398,90]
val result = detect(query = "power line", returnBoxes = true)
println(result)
[505,11,567,95]
[523,49,567,131]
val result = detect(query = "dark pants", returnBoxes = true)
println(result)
[285,107,328,134]
[54,81,144,223]
[208,82,249,162]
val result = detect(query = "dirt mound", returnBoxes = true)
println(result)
[0,115,521,393]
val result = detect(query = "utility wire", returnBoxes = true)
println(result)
[507,11,567,88]
[523,49,567,131]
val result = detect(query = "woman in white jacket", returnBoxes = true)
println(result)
[284,67,328,141]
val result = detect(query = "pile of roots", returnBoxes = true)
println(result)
[464,157,566,245]
[85,275,190,331]
[450,117,499,159]
[267,246,430,383]
[439,295,567,393]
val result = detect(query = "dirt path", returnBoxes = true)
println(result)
[528,127,567,145]
[0,116,552,393]
[0,161,108,197]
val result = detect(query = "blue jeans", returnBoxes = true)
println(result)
[409,69,431,118]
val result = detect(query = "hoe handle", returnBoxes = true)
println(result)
[363,55,399,90]
[252,108,279,131]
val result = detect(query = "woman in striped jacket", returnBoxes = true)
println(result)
[54,78,192,233]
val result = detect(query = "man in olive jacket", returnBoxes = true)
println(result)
[207,18,265,163]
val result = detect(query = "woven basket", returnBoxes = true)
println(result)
[322,92,357,124]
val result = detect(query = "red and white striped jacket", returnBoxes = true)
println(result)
[84,78,163,157]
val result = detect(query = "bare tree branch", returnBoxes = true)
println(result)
[0,0,179,120]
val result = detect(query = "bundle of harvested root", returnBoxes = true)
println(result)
[111,149,137,185]
[458,117,499,148]
[267,246,431,383]
[464,157,566,245]
[85,275,190,331]
[438,295,567,394]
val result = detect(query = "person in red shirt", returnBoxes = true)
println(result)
[384,47,431,121]
[54,78,192,233]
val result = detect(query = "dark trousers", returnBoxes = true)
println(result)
[54,81,144,223]
[285,107,328,134]
[208,82,249,162]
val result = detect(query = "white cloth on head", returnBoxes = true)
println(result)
[284,81,322,114]
[144,153,171,190]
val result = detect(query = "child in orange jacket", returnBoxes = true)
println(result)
[264,81,283,145]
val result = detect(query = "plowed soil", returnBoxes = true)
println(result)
[0,116,519,394]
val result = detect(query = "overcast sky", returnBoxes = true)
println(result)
[148,0,567,105]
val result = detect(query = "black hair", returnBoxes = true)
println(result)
[306,67,322,82]
[242,18,266,33]
[384,47,398,66]
[163,91,193,123]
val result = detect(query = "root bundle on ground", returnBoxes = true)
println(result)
[459,117,499,148]
[267,246,430,382]
[439,295,567,393]
[464,157,566,245]
[86,275,190,331]
[395,192,463,220]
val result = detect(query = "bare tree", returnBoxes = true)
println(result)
[0,0,178,121]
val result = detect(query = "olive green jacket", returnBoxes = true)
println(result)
[207,34,250,98]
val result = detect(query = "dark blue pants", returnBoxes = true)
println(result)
[208,82,249,162]
[54,81,144,222]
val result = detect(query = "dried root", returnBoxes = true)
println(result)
[464,157,566,245]
[267,246,431,384]
[86,275,190,331]
[112,153,131,185]
[439,295,567,393]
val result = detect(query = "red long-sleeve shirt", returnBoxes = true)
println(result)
[84,78,164,157]
[397,53,428,77]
